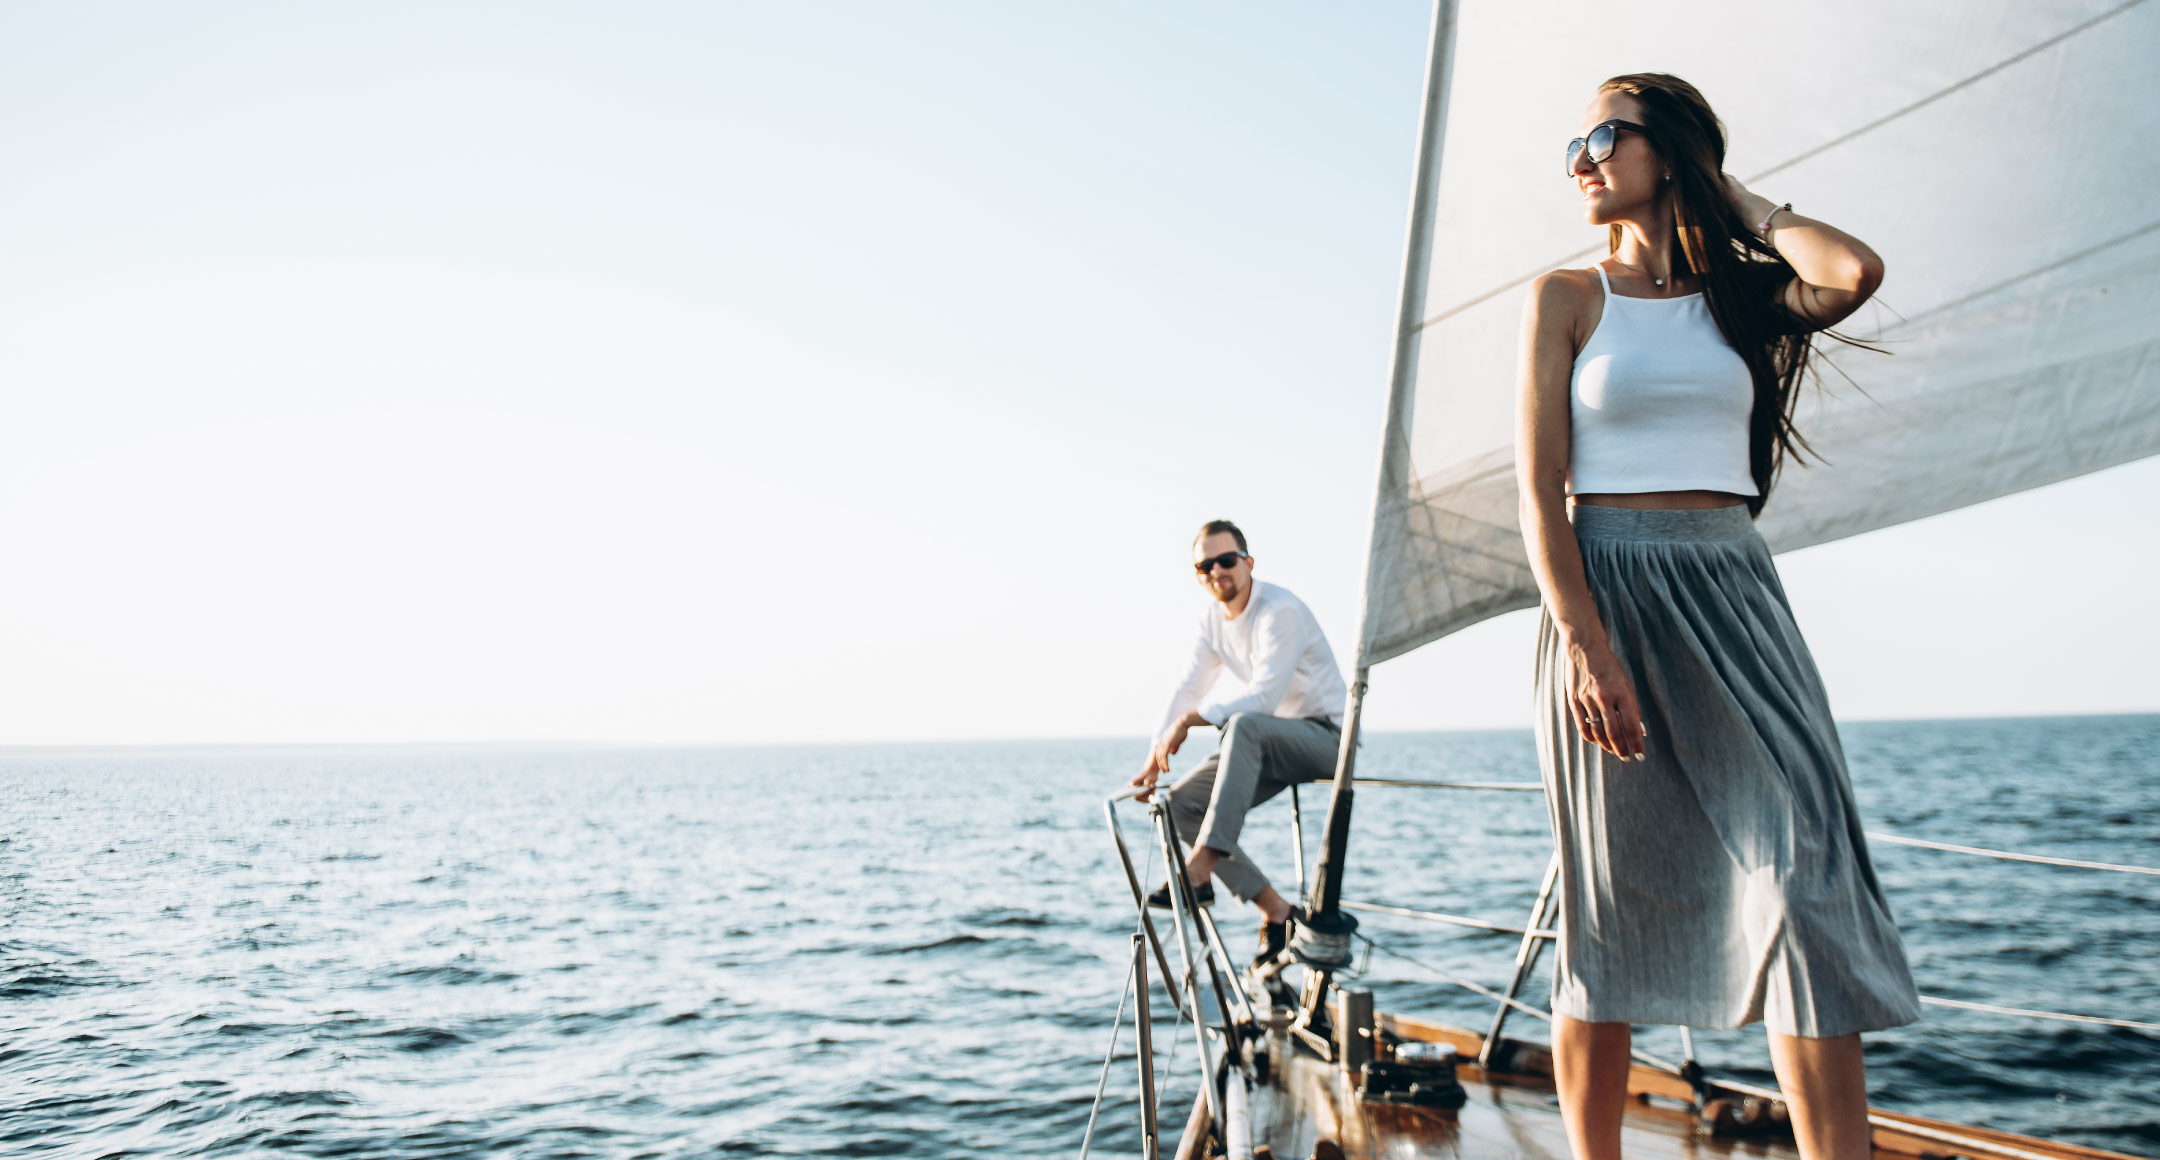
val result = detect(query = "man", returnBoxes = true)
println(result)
[1130,519,1348,967]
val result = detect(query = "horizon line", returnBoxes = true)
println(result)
[0,708,2153,755]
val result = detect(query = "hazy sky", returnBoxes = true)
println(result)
[4,1,2155,747]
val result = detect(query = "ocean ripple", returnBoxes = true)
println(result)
[0,721,2153,1156]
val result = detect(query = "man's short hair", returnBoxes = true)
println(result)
[1195,519,1247,554]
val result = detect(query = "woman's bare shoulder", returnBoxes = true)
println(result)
[1523,266,1601,327]
[1528,266,1600,303]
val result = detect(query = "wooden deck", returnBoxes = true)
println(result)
[1185,1012,2147,1160]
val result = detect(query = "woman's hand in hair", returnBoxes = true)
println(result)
[1566,638,1647,762]
[1719,172,1773,224]
[1721,173,1885,332]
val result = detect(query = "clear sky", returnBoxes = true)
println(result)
[3,1,2155,747]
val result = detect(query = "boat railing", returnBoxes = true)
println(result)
[1084,774,2156,1160]
[1086,784,1253,1160]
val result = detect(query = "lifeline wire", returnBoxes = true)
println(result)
[1868,832,2160,877]
[1364,926,2158,1039]
[1360,936,1551,1025]
[1918,996,2160,1035]
[1360,935,1681,1074]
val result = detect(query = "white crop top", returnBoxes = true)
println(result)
[1568,266,1758,497]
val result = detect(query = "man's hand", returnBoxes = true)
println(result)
[1129,711,1208,803]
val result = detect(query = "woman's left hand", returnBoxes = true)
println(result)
[1720,171,1883,327]
[1720,173,1774,231]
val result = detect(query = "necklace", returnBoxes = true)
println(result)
[1611,258,1667,287]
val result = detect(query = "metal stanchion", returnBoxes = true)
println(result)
[1290,785,1307,898]
[1480,853,1560,1069]
[1134,933,1160,1160]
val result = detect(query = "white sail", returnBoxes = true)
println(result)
[1357,0,2160,668]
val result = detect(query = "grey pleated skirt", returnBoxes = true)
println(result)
[1534,505,1921,1038]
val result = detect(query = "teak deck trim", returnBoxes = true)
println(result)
[1380,1014,2144,1160]
[1163,1012,2144,1160]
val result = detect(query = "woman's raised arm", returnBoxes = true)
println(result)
[1724,174,1885,332]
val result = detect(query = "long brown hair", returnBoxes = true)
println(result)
[1598,73,1820,515]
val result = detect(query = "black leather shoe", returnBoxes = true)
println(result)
[1144,882,1215,909]
[1253,906,1304,969]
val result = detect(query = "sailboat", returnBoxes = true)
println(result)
[1086,0,2160,1157]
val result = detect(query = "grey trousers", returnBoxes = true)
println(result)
[1165,712,1340,903]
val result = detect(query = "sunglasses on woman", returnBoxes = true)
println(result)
[1194,550,1248,575]
[1564,119,1649,176]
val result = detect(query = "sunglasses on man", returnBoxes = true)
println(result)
[1194,550,1248,575]
[1564,119,1649,176]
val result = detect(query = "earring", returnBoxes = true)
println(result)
[1662,172,1672,183]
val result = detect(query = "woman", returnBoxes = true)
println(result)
[1514,74,1920,1160]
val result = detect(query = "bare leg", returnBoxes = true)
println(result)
[1769,1033,1872,1160]
[1552,1017,1631,1160]
[1186,847,1292,923]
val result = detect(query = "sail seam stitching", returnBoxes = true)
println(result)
[1407,0,2153,337]
[1885,217,2160,331]
[1746,0,2150,183]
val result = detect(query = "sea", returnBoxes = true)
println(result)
[4,716,2156,1159]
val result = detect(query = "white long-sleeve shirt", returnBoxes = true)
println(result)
[1158,580,1348,735]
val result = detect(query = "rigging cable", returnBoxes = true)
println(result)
[1077,951,1138,1160]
